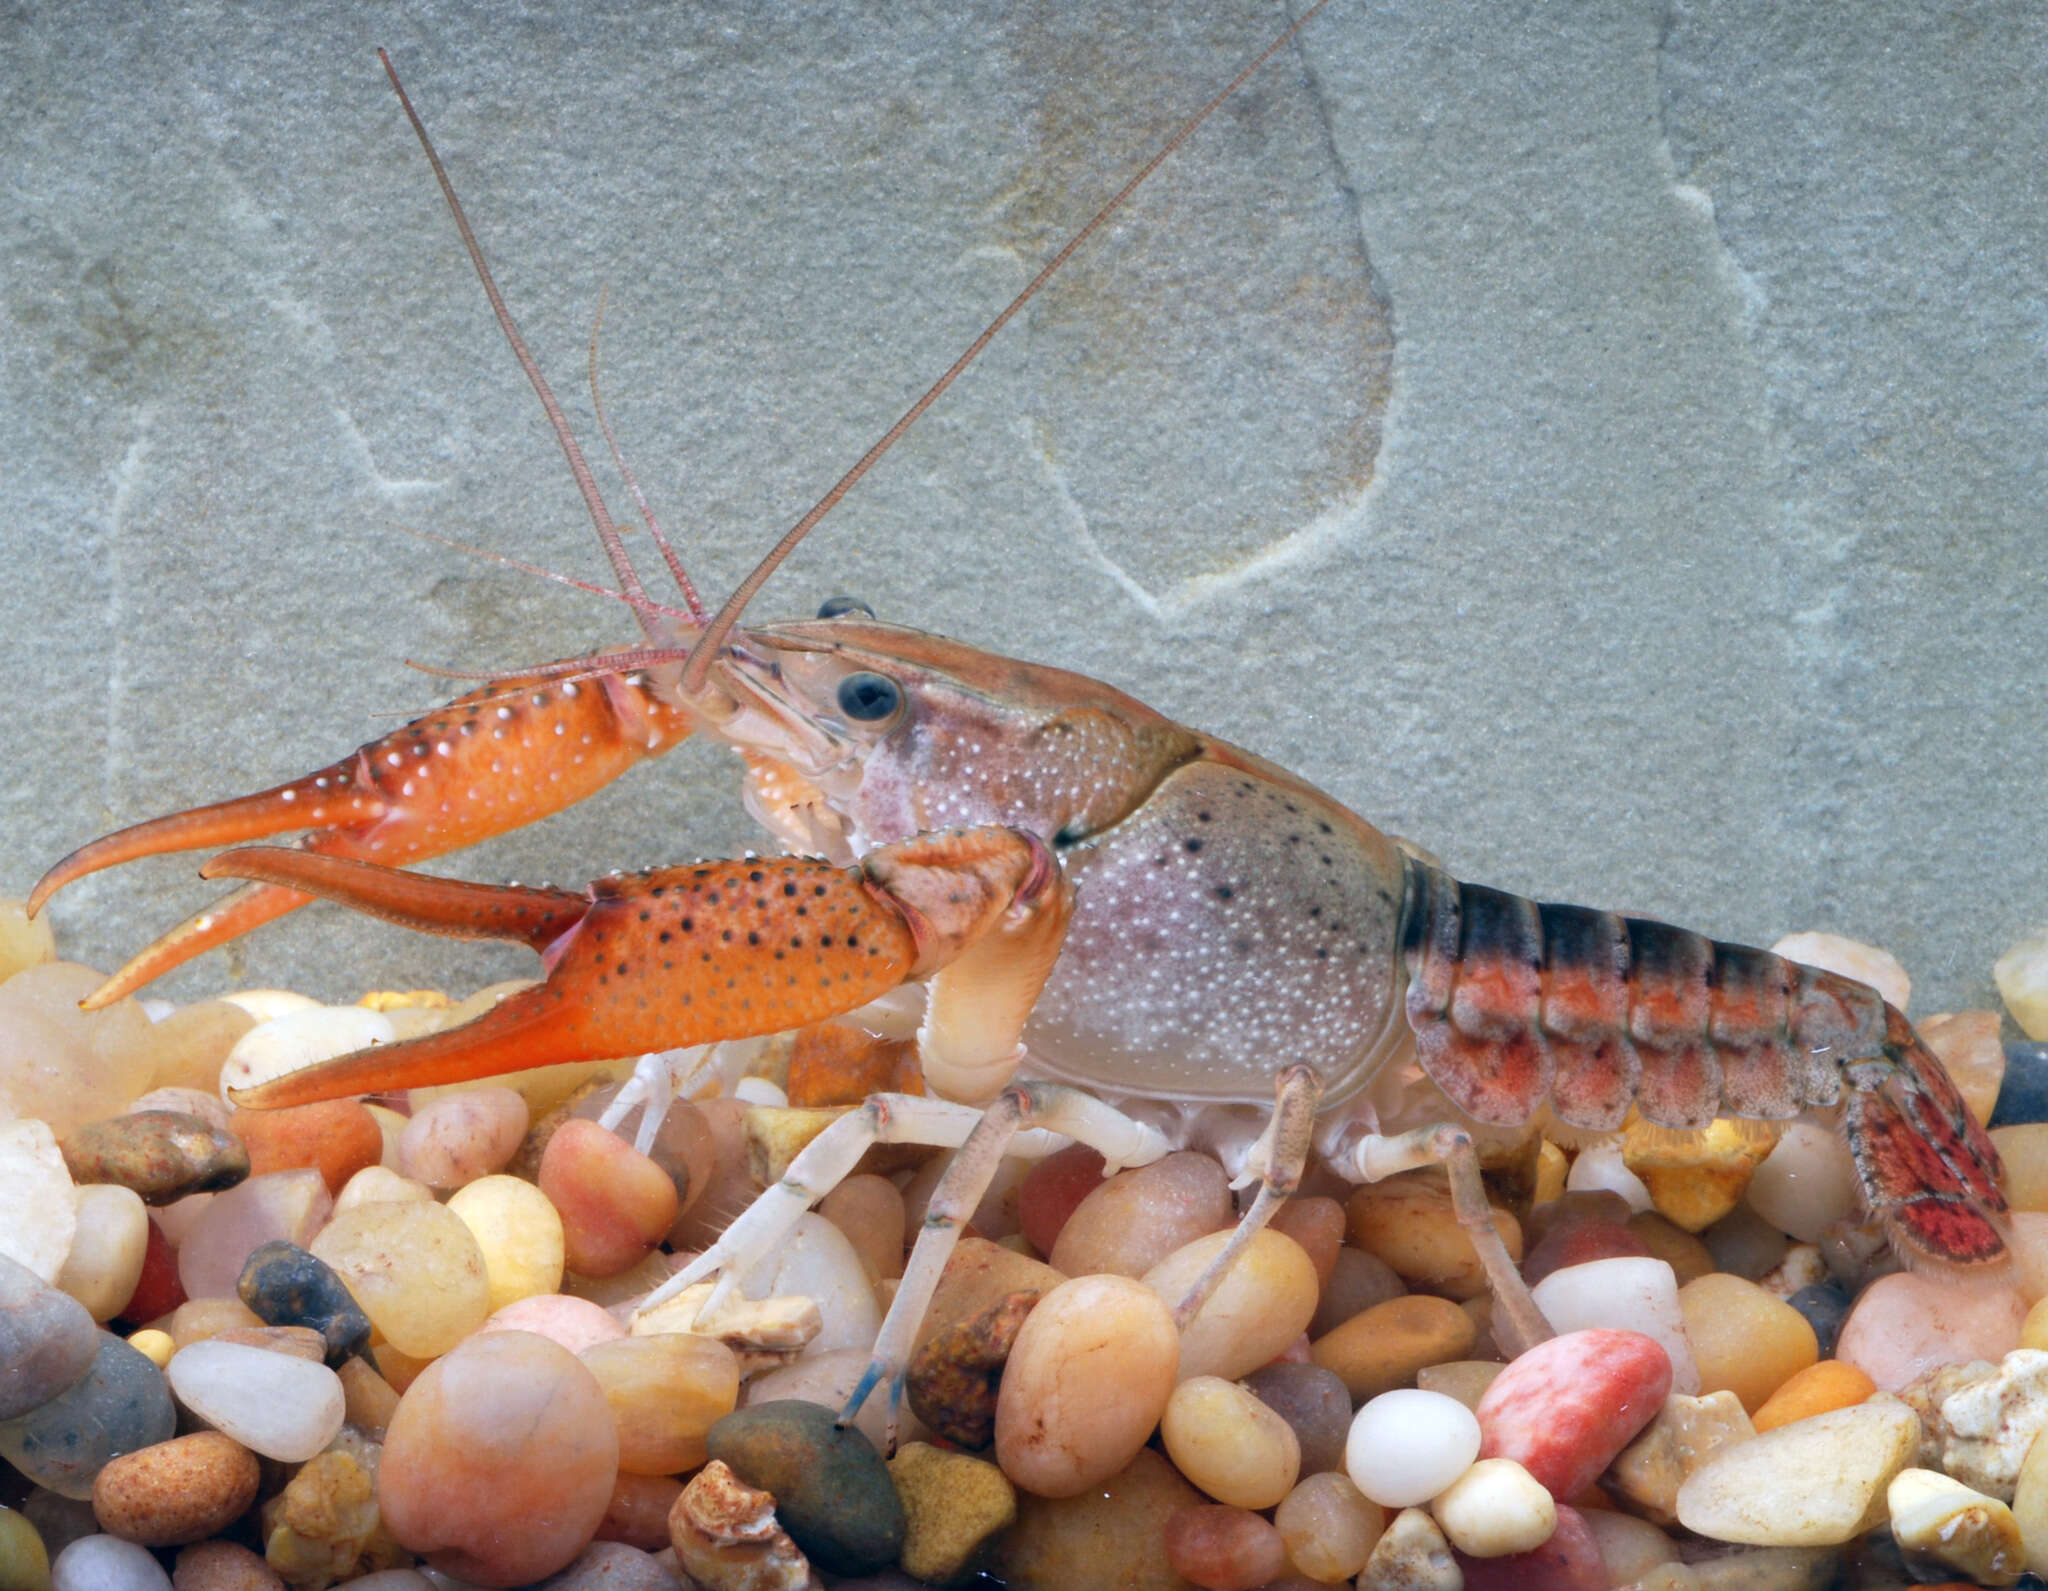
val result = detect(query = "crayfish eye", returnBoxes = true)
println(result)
[836,671,902,723]
[817,595,875,620]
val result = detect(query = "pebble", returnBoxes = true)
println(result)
[1474,1327,1671,1499]
[1702,1201,1792,1281]
[310,1199,491,1358]
[1835,1271,2026,1391]
[542,1120,682,1278]
[137,1004,256,1103]
[582,1333,740,1475]
[1753,1360,1877,1434]
[1454,1503,1603,1591]
[818,1174,907,1284]
[1996,1121,2048,1213]
[1160,1376,1300,1509]
[1047,1151,1233,1278]
[0,1120,76,1285]
[598,1473,684,1554]
[1606,1390,1757,1525]
[0,1253,98,1420]
[1429,1456,1555,1557]
[1311,1293,1476,1402]
[746,1346,910,1456]
[176,1168,332,1302]
[1162,1505,1286,1591]
[118,1218,184,1327]
[1521,1210,1651,1286]
[479,1292,625,1354]
[229,1099,383,1195]
[1996,928,2048,1039]
[1273,1471,1384,1582]
[996,1448,1201,1591]
[337,1356,400,1438]
[379,1329,620,1585]
[1784,1281,1851,1356]
[1563,1143,1654,1212]
[887,1442,1015,1585]
[47,1535,171,1591]
[54,1185,147,1324]
[1346,1171,1523,1300]
[1931,1349,2048,1500]
[2010,1412,2048,1576]
[907,1289,1038,1450]
[0,896,56,979]
[914,1237,1064,1354]
[1579,1509,1681,1585]
[262,1442,406,1587]
[164,1340,344,1462]
[333,1164,435,1214]
[0,1332,175,1499]
[1678,1272,1819,1411]
[1241,1362,1353,1476]
[1921,1009,2008,1127]
[217,1003,394,1099]
[233,1240,371,1365]
[1675,1395,1920,1546]
[89,1431,258,1546]
[60,1113,248,1207]
[170,1539,286,1590]
[1017,1144,1109,1256]
[0,1505,49,1591]
[0,965,157,1136]
[397,1087,529,1189]
[1623,1120,1778,1233]
[1994,1040,2048,1127]
[666,1459,811,1591]
[995,1273,1178,1497]
[1887,1466,2025,1585]
[163,1297,262,1348]
[706,1400,905,1576]
[16,1492,94,1566]
[1415,1358,1506,1411]
[1357,1506,1460,1591]
[736,1211,880,1357]
[1268,1196,1345,1289]
[1344,1389,1482,1509]
[1629,1210,1720,1285]
[446,1173,567,1312]
[1143,1228,1318,1382]
[532,1541,682,1590]
[1743,1122,1860,1246]
[1530,1256,1701,1394]
[1309,1246,1407,1337]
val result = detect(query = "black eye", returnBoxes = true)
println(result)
[817,595,875,620]
[836,672,901,722]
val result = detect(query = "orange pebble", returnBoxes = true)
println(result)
[539,1119,679,1277]
[230,1099,382,1195]
[785,1021,921,1107]
[1751,1359,1877,1432]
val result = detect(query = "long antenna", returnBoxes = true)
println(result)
[677,0,1336,696]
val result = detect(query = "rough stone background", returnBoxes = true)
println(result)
[4,0,2043,1024]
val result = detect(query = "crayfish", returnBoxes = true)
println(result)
[23,5,2008,1433]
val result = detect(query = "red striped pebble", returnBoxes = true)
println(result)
[1456,1504,1605,1591]
[1474,1329,1671,1500]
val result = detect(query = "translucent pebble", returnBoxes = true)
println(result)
[0,965,157,1136]
[134,1002,253,1096]
[1835,1271,2026,1392]
[1162,1504,1287,1591]
[447,1174,565,1312]
[1310,1293,1476,1402]
[1676,1398,1919,1546]
[1047,1152,1233,1278]
[579,1333,739,1475]
[1530,1257,1701,1394]
[1563,1143,1653,1212]
[1702,1200,1792,1280]
[995,1274,1180,1498]
[594,1471,682,1553]
[1745,1121,1861,1244]
[0,897,57,983]
[311,1200,490,1358]
[48,1534,171,1591]
[478,1293,625,1355]
[1160,1377,1301,1509]
[1274,1471,1384,1582]
[176,1168,331,1302]
[1344,1390,1481,1509]
[0,1503,50,1590]
[1268,1196,1345,1289]
[1019,1143,1109,1255]
[539,1121,679,1278]
[333,1164,435,1213]
[737,1211,879,1357]
[126,1330,173,1368]
[1241,1362,1354,1476]
[1676,1273,1818,1412]
[124,1086,232,1131]
[1579,1508,1680,1584]
[164,1339,344,1461]
[365,1103,409,1169]
[164,1296,262,1348]
[1346,1171,1523,1299]
[218,1005,395,1100]
[229,1099,382,1195]
[378,1330,620,1585]
[0,1333,175,1499]
[1309,1246,1405,1338]
[1998,929,2048,1040]
[1772,931,1910,1011]
[399,1088,529,1190]
[818,1174,906,1284]
[215,990,321,1022]
[18,1488,96,1563]
[1142,1228,1318,1382]
[1430,1457,1556,1556]
[0,1119,77,1284]
[55,1184,147,1323]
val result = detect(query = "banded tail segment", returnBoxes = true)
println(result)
[1398,858,2007,1267]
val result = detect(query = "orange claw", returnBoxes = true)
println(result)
[204,825,1051,1111]
[29,663,693,1008]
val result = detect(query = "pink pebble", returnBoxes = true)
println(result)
[1834,1271,2026,1392]
[1457,1505,1605,1591]
[1474,1329,1671,1500]
[478,1294,626,1354]
[398,1087,529,1190]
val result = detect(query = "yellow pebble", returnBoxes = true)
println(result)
[2022,1295,2048,1351]
[1622,1119,1778,1232]
[1750,1358,1876,1432]
[1676,1272,1818,1412]
[356,988,452,1010]
[1992,1124,2048,1215]
[1533,1140,1568,1207]
[447,1173,567,1312]
[126,1328,175,1368]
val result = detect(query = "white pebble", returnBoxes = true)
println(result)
[50,1534,172,1591]
[1563,1143,1652,1211]
[1745,1120,1861,1244]
[737,1211,879,1355]
[220,1005,396,1101]
[0,1118,78,1283]
[1529,1256,1700,1394]
[1430,1456,1556,1556]
[215,988,324,1022]
[1345,1389,1481,1509]
[733,1075,787,1107]
[1997,929,2048,1040]
[166,1339,346,1462]
[1887,1466,2025,1584]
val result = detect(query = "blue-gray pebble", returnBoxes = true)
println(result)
[236,1240,371,1366]
[0,1253,98,1420]
[1787,1282,1852,1357]
[0,1332,174,1500]
[1992,1043,2048,1127]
